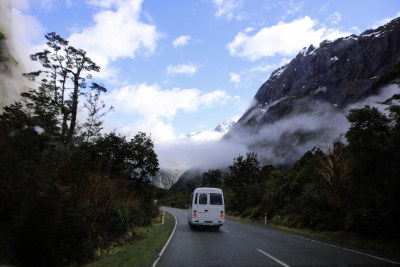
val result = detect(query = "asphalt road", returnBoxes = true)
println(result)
[155,207,399,267]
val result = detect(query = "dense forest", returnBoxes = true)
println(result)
[162,92,400,239]
[0,33,161,266]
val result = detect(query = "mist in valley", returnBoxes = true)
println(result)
[156,84,400,177]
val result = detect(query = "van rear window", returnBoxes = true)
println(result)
[210,193,223,205]
[199,194,207,204]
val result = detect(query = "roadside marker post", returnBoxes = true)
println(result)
[162,210,165,225]
[265,212,267,224]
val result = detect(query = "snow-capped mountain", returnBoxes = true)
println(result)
[214,118,236,133]
[187,118,237,142]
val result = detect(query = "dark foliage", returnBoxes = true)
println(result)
[200,169,222,187]
[219,99,400,238]
[0,34,159,266]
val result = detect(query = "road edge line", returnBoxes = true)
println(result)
[152,209,177,267]
[257,249,290,267]
[292,235,400,265]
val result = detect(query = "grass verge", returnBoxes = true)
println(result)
[86,211,175,267]
[226,215,400,258]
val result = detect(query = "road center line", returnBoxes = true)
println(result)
[257,249,290,267]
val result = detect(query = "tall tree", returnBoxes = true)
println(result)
[225,152,260,192]
[93,132,159,181]
[316,138,349,209]
[345,105,390,182]
[65,45,100,142]
[26,32,103,144]
[201,169,222,187]
[344,104,396,235]
[81,83,113,142]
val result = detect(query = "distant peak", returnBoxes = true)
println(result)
[214,118,236,133]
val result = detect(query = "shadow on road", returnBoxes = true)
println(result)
[189,226,222,233]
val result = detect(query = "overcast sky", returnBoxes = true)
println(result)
[6,0,400,169]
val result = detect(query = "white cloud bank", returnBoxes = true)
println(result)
[172,35,191,47]
[166,63,198,76]
[68,0,160,79]
[103,83,234,143]
[229,72,241,83]
[227,16,351,61]
[105,83,230,119]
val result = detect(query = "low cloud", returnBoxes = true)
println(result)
[1,0,42,109]
[167,63,198,76]
[4,0,44,67]
[156,84,400,173]
[232,84,400,166]
[227,16,351,60]
[173,35,191,47]
[156,135,248,171]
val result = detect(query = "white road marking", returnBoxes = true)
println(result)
[152,210,177,267]
[257,248,290,267]
[292,235,400,265]
[220,228,229,232]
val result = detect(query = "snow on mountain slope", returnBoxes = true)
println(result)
[187,117,237,142]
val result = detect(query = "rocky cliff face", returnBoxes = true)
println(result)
[149,168,182,189]
[235,17,400,130]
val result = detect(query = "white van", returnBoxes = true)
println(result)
[187,187,225,229]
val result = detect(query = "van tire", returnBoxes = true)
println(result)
[214,225,220,231]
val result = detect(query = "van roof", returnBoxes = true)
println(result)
[193,187,223,193]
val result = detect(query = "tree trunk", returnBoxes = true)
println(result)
[67,72,80,143]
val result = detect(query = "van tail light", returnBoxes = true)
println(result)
[220,211,224,218]
[193,210,197,217]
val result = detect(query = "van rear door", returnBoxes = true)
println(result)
[196,193,210,221]
[209,193,223,220]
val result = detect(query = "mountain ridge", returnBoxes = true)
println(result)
[233,17,400,130]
